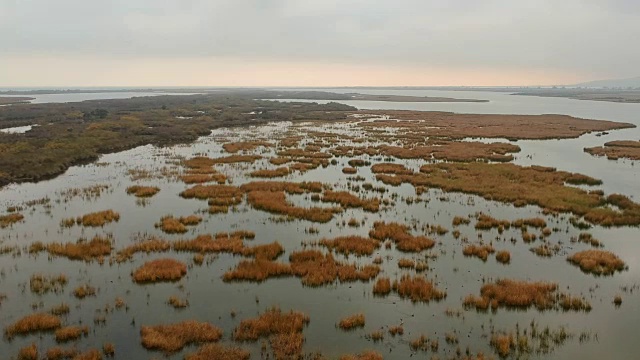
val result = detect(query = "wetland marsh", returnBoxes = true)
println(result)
[0,89,639,359]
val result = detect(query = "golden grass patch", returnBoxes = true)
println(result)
[125,185,160,198]
[77,210,120,227]
[17,343,38,360]
[319,236,380,256]
[155,215,202,234]
[249,167,292,178]
[392,275,446,303]
[339,350,383,360]
[338,313,365,330]
[47,235,112,262]
[369,221,435,252]
[114,237,170,262]
[185,344,250,360]
[321,190,380,212]
[567,249,626,275]
[585,140,640,160]
[0,213,24,228]
[247,190,340,223]
[5,313,61,339]
[140,320,223,353]
[55,326,88,342]
[463,279,564,311]
[372,277,391,296]
[29,273,67,295]
[132,258,187,283]
[463,244,495,261]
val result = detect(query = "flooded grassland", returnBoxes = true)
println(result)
[1,97,640,359]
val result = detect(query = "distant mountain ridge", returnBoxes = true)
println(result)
[573,76,640,88]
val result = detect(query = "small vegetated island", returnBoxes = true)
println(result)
[1,89,638,359]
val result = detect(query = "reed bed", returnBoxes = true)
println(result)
[155,215,202,234]
[29,273,67,295]
[321,190,380,212]
[585,140,640,160]
[4,313,61,339]
[369,221,435,252]
[392,275,446,303]
[233,306,309,341]
[185,344,250,360]
[249,167,292,178]
[45,346,79,360]
[140,320,223,353]
[223,140,272,153]
[567,249,626,275]
[76,210,120,227]
[73,285,96,299]
[342,167,357,174]
[370,163,413,175]
[47,235,112,262]
[0,213,24,228]
[463,279,561,311]
[180,184,243,204]
[247,190,340,223]
[168,296,189,308]
[318,236,380,256]
[372,279,391,297]
[462,244,496,261]
[17,343,38,360]
[125,185,160,198]
[180,173,227,184]
[114,237,170,262]
[338,313,365,330]
[495,250,511,264]
[55,326,89,342]
[132,258,187,283]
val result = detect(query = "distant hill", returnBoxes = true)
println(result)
[573,76,640,89]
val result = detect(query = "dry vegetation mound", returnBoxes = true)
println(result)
[392,275,446,303]
[585,140,640,160]
[338,313,365,330]
[339,350,384,360]
[5,313,61,339]
[369,221,435,252]
[46,235,112,262]
[321,190,380,212]
[154,215,202,234]
[132,258,187,283]
[318,236,380,256]
[76,210,120,227]
[185,344,250,360]
[0,213,24,228]
[140,320,222,353]
[125,185,160,198]
[567,250,626,275]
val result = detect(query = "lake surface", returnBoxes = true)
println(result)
[0,89,638,359]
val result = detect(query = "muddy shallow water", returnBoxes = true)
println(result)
[0,91,639,359]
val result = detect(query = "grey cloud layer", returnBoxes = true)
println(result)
[1,0,639,76]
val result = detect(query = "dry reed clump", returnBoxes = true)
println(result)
[114,237,171,262]
[17,343,38,360]
[559,294,592,311]
[572,233,602,247]
[4,313,61,339]
[103,343,115,357]
[140,320,223,353]
[55,326,89,342]
[223,140,272,154]
[463,244,496,261]
[289,250,380,286]
[342,167,357,174]
[223,259,292,282]
[372,277,392,296]
[567,250,626,275]
[73,285,96,299]
[77,210,120,227]
[512,217,547,229]
[463,279,559,311]
[389,325,404,336]
[452,216,471,226]
[125,185,160,198]
[168,296,189,308]
[369,221,435,252]
[475,214,510,230]
[392,275,446,303]
[249,167,292,178]
[185,344,250,360]
[239,181,324,194]
[338,313,365,330]
[490,333,515,357]
[180,173,227,184]
[0,213,24,228]
[398,258,416,268]
[376,141,520,162]
[212,155,262,164]
[44,346,79,360]
[155,215,202,234]
[30,273,67,295]
[321,190,380,212]
[584,140,640,160]
[49,303,70,316]
[370,163,413,175]
[495,250,511,264]
[318,236,380,256]
[247,190,341,223]
[348,159,369,167]
[339,350,384,360]
[69,349,102,360]
[132,258,187,283]
[180,185,243,206]
[269,332,305,360]
[413,163,640,226]
[46,235,113,262]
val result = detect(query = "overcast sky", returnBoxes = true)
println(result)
[1,0,639,87]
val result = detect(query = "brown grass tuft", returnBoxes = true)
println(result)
[495,250,511,264]
[55,326,89,342]
[233,307,309,341]
[114,237,170,262]
[247,190,340,223]
[463,244,495,261]
[339,350,383,360]
[30,273,67,295]
[463,279,558,311]
[140,320,223,353]
[373,277,391,296]
[321,190,380,212]
[77,210,120,227]
[73,285,96,299]
[4,313,61,339]
[567,250,626,275]
[132,258,187,283]
[126,185,160,198]
[319,236,380,256]
[44,346,79,360]
[392,275,446,303]
[17,343,38,360]
[369,221,435,252]
[155,215,202,234]
[0,213,24,228]
[185,344,250,360]
[47,235,112,261]
[371,163,413,175]
[338,313,365,330]
[249,167,292,178]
